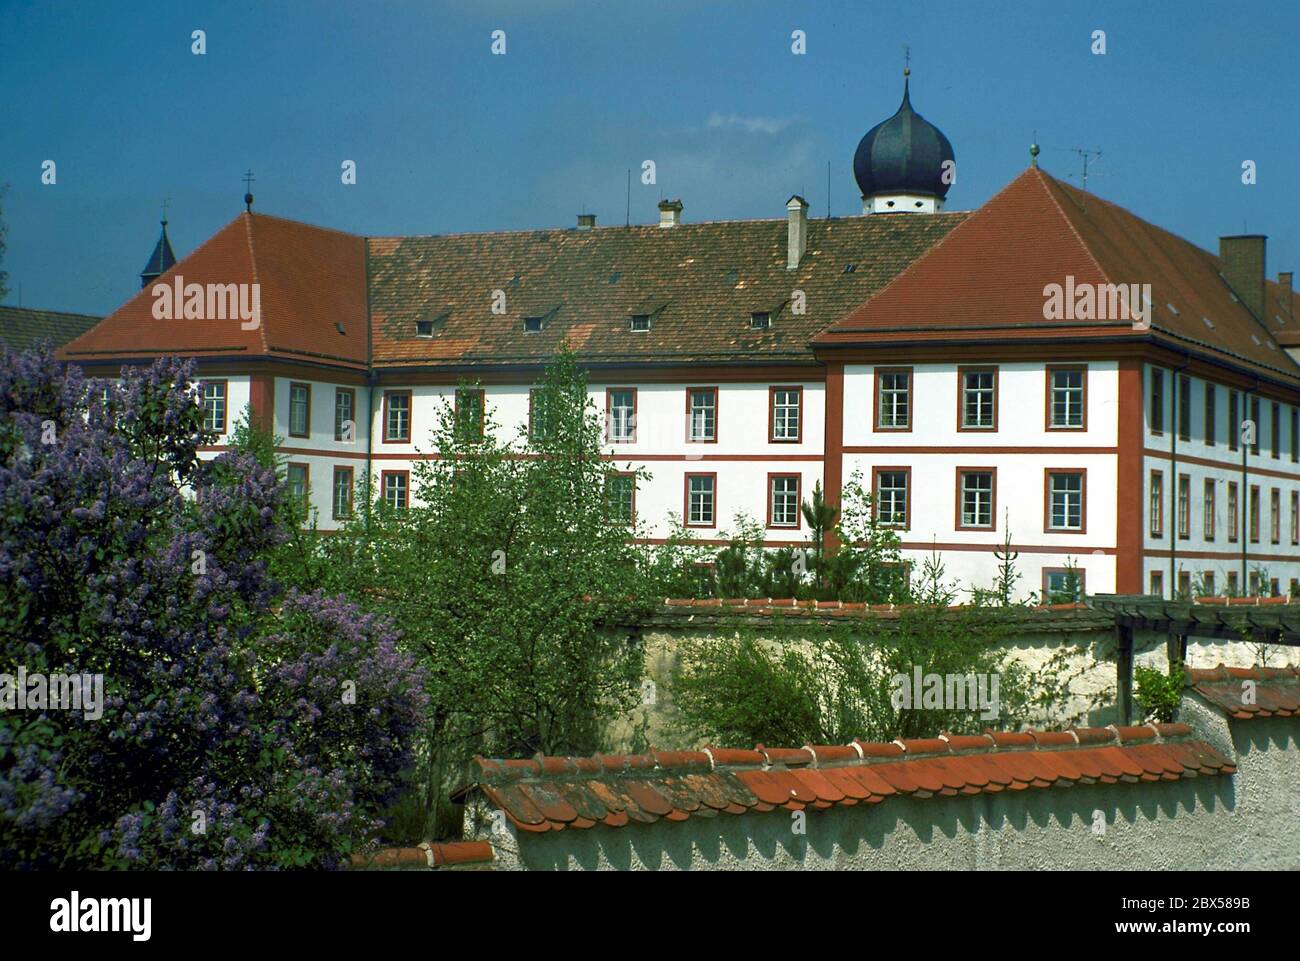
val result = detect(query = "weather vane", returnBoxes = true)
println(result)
[903,44,911,75]
[160,198,170,225]
[243,169,255,212]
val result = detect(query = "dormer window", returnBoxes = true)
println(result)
[523,316,544,333]
[416,313,448,338]
[750,311,771,330]
[630,314,651,332]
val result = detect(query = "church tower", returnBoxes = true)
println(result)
[139,216,177,288]
[853,69,955,214]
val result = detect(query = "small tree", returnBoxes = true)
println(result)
[322,349,659,834]
[800,481,837,594]
[829,470,905,603]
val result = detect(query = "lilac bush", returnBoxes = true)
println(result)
[0,346,426,869]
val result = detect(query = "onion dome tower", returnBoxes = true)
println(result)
[853,68,955,213]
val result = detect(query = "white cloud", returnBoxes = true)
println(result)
[705,113,797,135]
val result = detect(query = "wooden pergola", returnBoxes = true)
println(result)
[1089,594,1300,723]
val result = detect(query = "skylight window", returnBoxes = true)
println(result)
[1202,316,1215,329]
[750,311,771,330]
[1166,303,1180,316]
[630,314,651,332]
[415,320,435,337]
[523,316,544,333]
[843,263,857,273]
[1250,333,1262,345]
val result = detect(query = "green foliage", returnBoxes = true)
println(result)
[306,349,660,835]
[672,602,1089,747]
[1134,662,1187,723]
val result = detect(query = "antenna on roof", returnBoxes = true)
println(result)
[826,161,831,219]
[626,169,631,228]
[1070,147,1101,193]
[243,169,255,212]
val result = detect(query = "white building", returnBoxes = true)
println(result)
[61,76,1300,600]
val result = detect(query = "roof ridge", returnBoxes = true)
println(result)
[1033,168,1118,289]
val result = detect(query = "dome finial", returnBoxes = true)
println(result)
[1030,134,1040,168]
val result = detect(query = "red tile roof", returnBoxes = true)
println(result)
[366,214,966,368]
[815,167,1300,387]
[1186,664,1300,720]
[59,213,369,369]
[456,725,1234,834]
[349,840,494,870]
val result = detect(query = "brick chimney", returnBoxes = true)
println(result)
[786,195,808,270]
[657,199,683,228]
[1219,235,1267,319]
[577,213,596,230]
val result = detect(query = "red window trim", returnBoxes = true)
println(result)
[956,366,999,432]
[200,378,229,435]
[1045,364,1088,432]
[683,471,718,528]
[382,390,412,444]
[288,382,312,438]
[334,387,356,442]
[605,387,637,444]
[871,465,912,531]
[381,469,410,509]
[768,385,803,444]
[1043,468,1088,534]
[1041,566,1086,600]
[873,367,913,433]
[766,472,802,530]
[286,461,310,505]
[332,465,354,520]
[686,386,719,444]
[955,467,998,531]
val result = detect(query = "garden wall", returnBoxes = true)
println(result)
[608,599,1295,751]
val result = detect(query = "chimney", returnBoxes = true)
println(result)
[1279,271,1294,323]
[657,199,683,228]
[577,213,596,231]
[786,195,809,270]
[1219,235,1267,320]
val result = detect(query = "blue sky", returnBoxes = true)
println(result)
[2,0,1297,315]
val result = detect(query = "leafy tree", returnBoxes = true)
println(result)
[316,349,659,833]
[0,347,426,868]
[826,471,905,603]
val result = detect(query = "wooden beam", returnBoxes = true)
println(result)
[1117,624,1134,725]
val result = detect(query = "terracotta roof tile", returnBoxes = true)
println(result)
[1187,663,1300,719]
[61,213,369,369]
[367,214,967,369]
[457,729,1236,834]
[350,841,494,870]
[815,168,1300,388]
